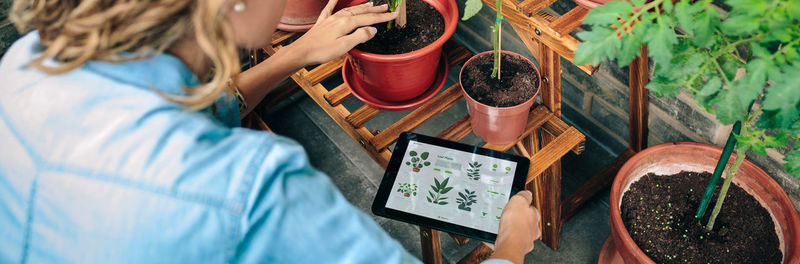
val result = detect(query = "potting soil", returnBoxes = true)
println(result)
[355,0,445,54]
[461,53,538,107]
[621,171,781,263]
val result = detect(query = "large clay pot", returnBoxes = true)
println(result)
[278,0,366,32]
[608,142,800,264]
[458,51,540,145]
[347,0,458,102]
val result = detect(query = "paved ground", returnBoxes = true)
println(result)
[259,63,621,263]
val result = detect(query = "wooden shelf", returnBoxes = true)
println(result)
[252,0,650,261]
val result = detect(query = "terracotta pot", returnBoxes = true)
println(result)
[404,193,411,197]
[572,0,613,9]
[458,51,540,145]
[609,142,800,264]
[412,168,420,172]
[278,0,367,32]
[347,0,458,102]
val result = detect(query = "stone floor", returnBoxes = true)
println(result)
[260,61,622,263]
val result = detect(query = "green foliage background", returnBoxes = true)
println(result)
[575,0,800,181]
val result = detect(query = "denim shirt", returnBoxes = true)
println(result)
[0,32,420,263]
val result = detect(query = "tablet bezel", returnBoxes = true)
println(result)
[371,132,530,243]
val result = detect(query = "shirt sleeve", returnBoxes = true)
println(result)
[230,131,420,264]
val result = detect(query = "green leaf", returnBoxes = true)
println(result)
[410,151,417,156]
[462,0,483,21]
[662,0,673,13]
[764,132,790,149]
[785,150,800,178]
[631,0,645,6]
[441,187,453,194]
[575,27,622,65]
[427,196,432,202]
[423,161,431,166]
[696,76,722,110]
[439,202,449,205]
[459,193,467,200]
[674,0,695,35]
[441,177,450,188]
[421,152,429,160]
[583,1,632,26]
[644,18,678,65]
[757,64,800,129]
[720,15,759,37]
[434,178,441,188]
[617,25,646,67]
[691,7,720,48]
[405,161,411,165]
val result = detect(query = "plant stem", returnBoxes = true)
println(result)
[695,120,741,218]
[490,0,502,79]
[706,147,746,231]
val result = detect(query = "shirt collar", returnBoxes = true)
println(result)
[82,52,201,95]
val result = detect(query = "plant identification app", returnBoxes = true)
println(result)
[386,140,518,234]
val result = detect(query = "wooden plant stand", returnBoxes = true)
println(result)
[251,0,649,262]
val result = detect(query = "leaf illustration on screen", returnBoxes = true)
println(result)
[406,151,431,172]
[426,176,452,205]
[396,183,418,197]
[466,162,481,180]
[456,189,478,211]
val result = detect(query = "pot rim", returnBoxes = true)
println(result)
[609,141,800,263]
[458,50,542,110]
[348,0,458,61]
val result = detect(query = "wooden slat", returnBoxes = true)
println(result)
[346,105,381,128]
[448,233,470,246]
[371,84,463,150]
[629,46,649,152]
[517,0,557,15]
[550,7,589,35]
[538,43,562,117]
[436,115,472,142]
[483,105,554,152]
[527,127,584,182]
[420,227,442,264]
[324,84,352,107]
[562,149,636,224]
[482,0,599,75]
[271,31,296,45]
[542,119,584,154]
[523,130,544,240]
[444,41,474,67]
[457,243,494,264]
[263,44,393,169]
[305,56,345,85]
[537,129,563,250]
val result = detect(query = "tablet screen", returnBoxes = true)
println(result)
[385,139,519,234]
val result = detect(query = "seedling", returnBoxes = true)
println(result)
[406,151,431,172]
[575,0,800,231]
[466,161,481,180]
[386,0,407,29]
[456,189,478,211]
[397,183,418,197]
[462,0,504,79]
[426,176,453,205]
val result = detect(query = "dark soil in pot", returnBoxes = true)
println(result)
[355,0,444,54]
[621,171,782,263]
[461,53,538,107]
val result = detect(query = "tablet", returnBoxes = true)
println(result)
[372,132,529,243]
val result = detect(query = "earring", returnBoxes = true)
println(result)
[233,1,245,12]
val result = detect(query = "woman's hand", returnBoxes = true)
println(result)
[489,190,542,264]
[288,0,398,66]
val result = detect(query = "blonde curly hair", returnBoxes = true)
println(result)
[11,0,241,110]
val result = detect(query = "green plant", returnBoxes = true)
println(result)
[386,0,406,29]
[462,0,504,79]
[466,161,482,180]
[426,176,453,205]
[575,0,800,231]
[456,189,478,211]
[406,151,431,172]
[397,183,418,197]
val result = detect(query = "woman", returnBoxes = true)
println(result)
[0,0,540,263]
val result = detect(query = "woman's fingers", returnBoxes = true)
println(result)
[336,2,385,16]
[317,0,340,22]
[342,11,398,32]
[339,26,378,48]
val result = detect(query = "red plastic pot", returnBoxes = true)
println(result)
[458,51,541,145]
[278,0,367,32]
[606,142,800,264]
[347,0,458,102]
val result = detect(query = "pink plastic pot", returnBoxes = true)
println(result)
[347,0,458,102]
[605,142,800,264]
[459,51,541,145]
[278,0,367,32]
